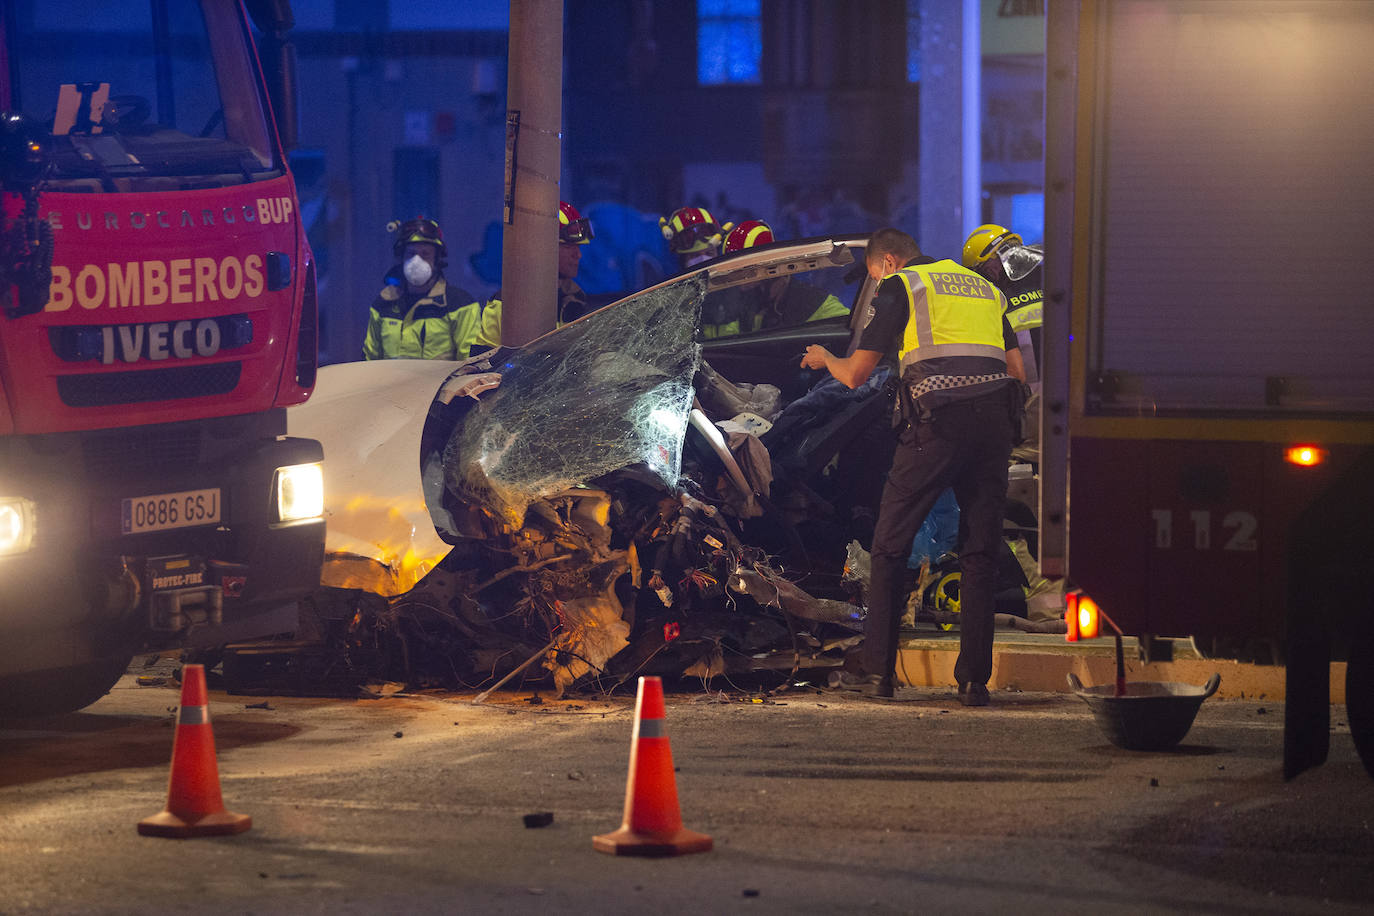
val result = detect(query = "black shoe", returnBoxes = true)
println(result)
[829,671,895,698]
[957,682,990,707]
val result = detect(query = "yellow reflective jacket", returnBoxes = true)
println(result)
[476,279,588,350]
[362,277,484,361]
[701,282,849,339]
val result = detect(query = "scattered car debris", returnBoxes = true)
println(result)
[523,812,555,829]
[360,682,407,699]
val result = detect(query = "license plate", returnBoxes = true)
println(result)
[121,488,221,535]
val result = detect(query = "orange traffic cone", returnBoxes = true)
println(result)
[137,664,251,838]
[593,676,712,857]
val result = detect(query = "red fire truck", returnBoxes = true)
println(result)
[1041,0,1373,777]
[0,1,323,715]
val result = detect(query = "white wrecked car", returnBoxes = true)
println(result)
[277,236,917,696]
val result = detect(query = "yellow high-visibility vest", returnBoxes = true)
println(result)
[893,259,1008,373]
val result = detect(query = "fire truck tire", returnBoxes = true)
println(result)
[0,654,133,719]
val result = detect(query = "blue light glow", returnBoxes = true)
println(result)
[698,0,761,85]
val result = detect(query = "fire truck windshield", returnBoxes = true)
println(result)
[4,0,281,188]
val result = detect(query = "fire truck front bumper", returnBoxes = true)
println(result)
[0,434,325,677]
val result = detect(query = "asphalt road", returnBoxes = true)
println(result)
[1,668,1371,915]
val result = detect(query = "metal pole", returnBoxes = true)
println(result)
[961,0,981,237]
[1039,0,1081,581]
[918,0,964,259]
[501,0,563,346]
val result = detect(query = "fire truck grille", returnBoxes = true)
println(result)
[57,363,242,409]
[81,426,205,479]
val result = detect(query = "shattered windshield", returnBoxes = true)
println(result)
[445,277,707,524]
[6,0,279,187]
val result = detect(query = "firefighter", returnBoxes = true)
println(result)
[362,217,485,360]
[474,201,594,351]
[963,224,1043,460]
[660,205,731,269]
[554,200,594,323]
[701,220,849,338]
[801,228,1024,704]
[722,218,774,254]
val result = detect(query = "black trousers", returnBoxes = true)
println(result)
[860,389,1014,687]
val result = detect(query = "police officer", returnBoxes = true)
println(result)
[963,224,1043,460]
[802,228,1024,705]
[362,217,485,360]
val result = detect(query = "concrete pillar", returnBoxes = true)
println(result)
[501,0,563,346]
[918,0,980,260]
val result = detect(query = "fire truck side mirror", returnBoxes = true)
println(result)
[244,0,299,152]
[1,111,54,318]
[0,112,50,191]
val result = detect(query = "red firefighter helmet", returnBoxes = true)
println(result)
[722,220,774,254]
[659,206,731,255]
[559,201,593,244]
[391,216,447,265]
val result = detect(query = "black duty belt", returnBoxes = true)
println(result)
[907,372,1011,401]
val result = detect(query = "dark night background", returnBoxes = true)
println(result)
[7,0,1046,363]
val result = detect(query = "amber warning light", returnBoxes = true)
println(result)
[1284,444,1327,467]
[1065,589,1127,696]
[1065,590,1101,642]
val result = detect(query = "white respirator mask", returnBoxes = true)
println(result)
[403,254,434,288]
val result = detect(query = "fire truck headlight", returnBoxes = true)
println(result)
[272,463,323,523]
[0,497,37,556]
